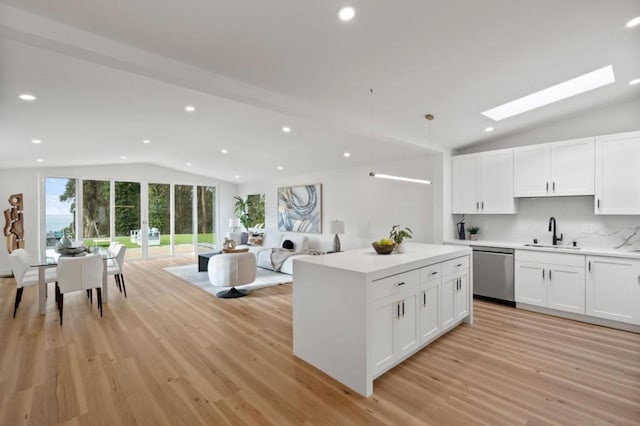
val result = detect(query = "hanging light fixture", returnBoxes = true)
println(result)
[368,91,433,185]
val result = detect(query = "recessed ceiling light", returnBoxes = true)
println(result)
[19,94,36,101]
[282,126,291,133]
[485,127,494,132]
[343,152,351,157]
[142,139,151,144]
[36,158,44,162]
[338,6,355,21]
[235,175,240,178]
[185,105,196,112]
[120,156,127,160]
[221,149,228,154]
[185,162,192,166]
[482,65,615,121]
[629,78,640,86]
[277,166,283,170]
[31,139,42,144]
[625,16,640,28]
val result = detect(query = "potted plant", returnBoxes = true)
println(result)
[389,225,413,253]
[468,226,480,241]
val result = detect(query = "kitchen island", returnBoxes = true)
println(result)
[292,243,473,397]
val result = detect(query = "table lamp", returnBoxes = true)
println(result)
[328,220,345,252]
[229,217,241,232]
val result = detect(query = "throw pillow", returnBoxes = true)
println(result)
[282,239,294,250]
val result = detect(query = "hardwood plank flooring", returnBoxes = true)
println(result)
[1,256,639,425]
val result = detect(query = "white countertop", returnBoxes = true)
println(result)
[444,239,640,260]
[295,242,471,275]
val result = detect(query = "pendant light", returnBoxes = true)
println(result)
[368,90,432,185]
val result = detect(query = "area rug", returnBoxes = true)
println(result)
[164,264,292,297]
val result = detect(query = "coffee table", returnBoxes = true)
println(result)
[198,251,221,272]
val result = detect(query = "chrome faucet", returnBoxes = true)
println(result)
[548,217,563,245]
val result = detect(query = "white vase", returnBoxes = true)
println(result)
[396,242,405,253]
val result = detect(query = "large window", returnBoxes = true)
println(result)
[148,183,171,257]
[247,193,265,229]
[115,181,141,258]
[197,185,216,253]
[174,184,194,254]
[45,177,76,247]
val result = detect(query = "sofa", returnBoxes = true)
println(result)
[226,231,312,275]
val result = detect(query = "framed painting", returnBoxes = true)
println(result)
[277,184,322,234]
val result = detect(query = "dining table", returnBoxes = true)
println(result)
[30,247,115,315]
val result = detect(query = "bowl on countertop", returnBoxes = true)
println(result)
[372,242,396,255]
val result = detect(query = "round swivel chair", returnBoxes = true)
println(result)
[208,252,257,298]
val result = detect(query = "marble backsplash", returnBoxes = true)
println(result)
[454,196,640,251]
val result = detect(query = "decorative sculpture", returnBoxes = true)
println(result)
[4,193,24,253]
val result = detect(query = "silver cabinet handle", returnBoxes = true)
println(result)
[476,201,479,210]
[597,198,600,209]
[402,301,405,318]
[396,302,400,319]
[546,182,549,192]
[542,268,545,279]
[588,261,591,272]
[481,201,484,210]
[456,263,463,267]
[394,281,406,287]
[549,269,552,280]
[423,291,427,307]
[431,271,438,275]
[552,181,555,191]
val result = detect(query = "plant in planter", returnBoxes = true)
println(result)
[389,225,413,252]
[468,226,480,241]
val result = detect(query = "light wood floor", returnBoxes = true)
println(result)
[1,257,639,425]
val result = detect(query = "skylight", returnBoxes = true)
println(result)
[482,65,615,121]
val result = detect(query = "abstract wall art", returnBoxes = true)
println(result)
[277,184,322,234]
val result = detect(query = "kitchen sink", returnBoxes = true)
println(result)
[523,243,581,250]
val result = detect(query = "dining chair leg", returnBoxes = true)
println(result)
[86,289,93,304]
[59,293,64,325]
[96,288,103,317]
[120,274,127,298]
[13,287,24,318]
[56,283,60,308]
[115,274,121,292]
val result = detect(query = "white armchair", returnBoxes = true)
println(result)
[208,252,257,298]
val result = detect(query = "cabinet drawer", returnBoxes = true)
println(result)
[371,270,419,300]
[442,256,469,276]
[515,250,584,267]
[420,263,442,283]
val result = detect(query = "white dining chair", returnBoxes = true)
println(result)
[107,243,127,297]
[8,248,57,318]
[56,254,104,325]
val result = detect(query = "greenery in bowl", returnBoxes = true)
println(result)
[389,225,413,245]
[468,226,480,234]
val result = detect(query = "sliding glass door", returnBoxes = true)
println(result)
[115,181,141,258]
[174,184,194,254]
[197,185,216,253]
[82,179,110,244]
[148,183,171,257]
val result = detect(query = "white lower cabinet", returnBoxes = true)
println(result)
[586,256,640,325]
[515,251,585,314]
[371,255,471,377]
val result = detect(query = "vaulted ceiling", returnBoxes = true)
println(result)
[1,1,639,182]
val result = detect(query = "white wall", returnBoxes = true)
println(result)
[239,155,441,251]
[455,197,640,250]
[0,163,237,275]
[455,97,640,154]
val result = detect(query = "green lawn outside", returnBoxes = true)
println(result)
[84,233,216,249]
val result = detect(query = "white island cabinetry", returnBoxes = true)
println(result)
[292,243,472,397]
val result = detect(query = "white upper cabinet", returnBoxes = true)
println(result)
[514,138,594,197]
[595,132,640,215]
[452,149,516,214]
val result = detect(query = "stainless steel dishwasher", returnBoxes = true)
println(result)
[472,246,514,302]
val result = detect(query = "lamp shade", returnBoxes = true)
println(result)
[328,220,345,235]
[229,217,241,228]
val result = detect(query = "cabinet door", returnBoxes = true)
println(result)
[550,138,594,196]
[396,293,418,359]
[441,277,456,329]
[478,149,516,213]
[586,256,640,325]
[418,282,441,343]
[371,298,396,374]
[452,154,478,214]
[454,273,469,321]
[547,265,585,314]
[514,144,551,197]
[515,261,546,307]
[595,135,640,214]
